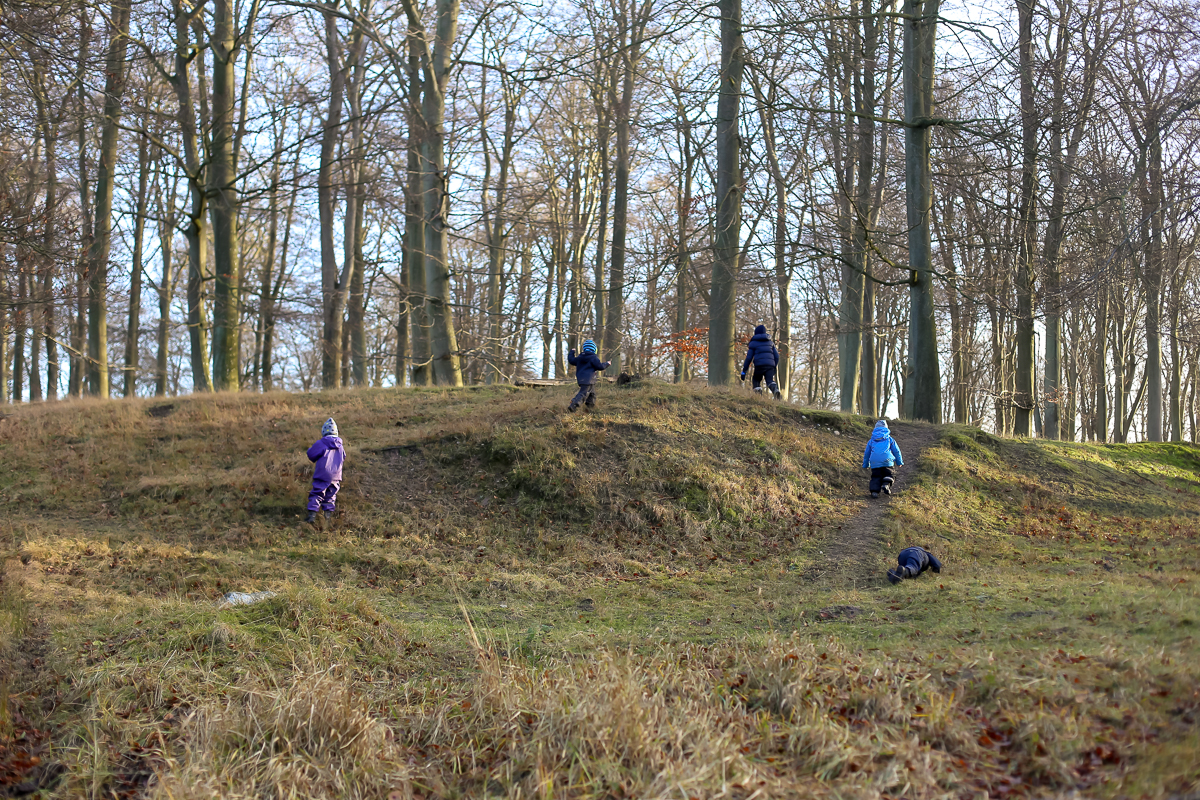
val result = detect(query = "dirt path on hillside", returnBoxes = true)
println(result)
[807,422,940,588]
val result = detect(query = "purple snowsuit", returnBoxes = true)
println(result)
[307,435,345,512]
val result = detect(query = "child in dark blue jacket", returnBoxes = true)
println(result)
[740,325,781,399]
[887,546,942,584]
[862,419,903,498]
[567,339,610,412]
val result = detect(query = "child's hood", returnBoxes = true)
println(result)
[318,435,344,449]
[871,420,891,441]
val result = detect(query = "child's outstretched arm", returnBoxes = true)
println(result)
[307,440,327,462]
[891,439,904,466]
[926,551,942,572]
[861,442,871,469]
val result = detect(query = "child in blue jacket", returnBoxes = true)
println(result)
[887,546,942,584]
[567,339,610,412]
[740,325,781,399]
[862,419,903,498]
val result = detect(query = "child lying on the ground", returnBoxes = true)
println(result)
[861,419,903,498]
[306,417,345,524]
[887,546,942,584]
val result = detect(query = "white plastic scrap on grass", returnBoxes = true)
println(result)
[220,591,276,607]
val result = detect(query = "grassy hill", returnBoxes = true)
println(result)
[1,384,1197,799]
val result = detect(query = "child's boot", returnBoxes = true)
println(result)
[568,403,579,413]
[305,510,317,525]
[887,568,903,584]
[882,478,893,496]
[323,509,334,521]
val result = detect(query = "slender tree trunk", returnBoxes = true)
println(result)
[124,131,151,397]
[0,303,7,403]
[1144,120,1165,442]
[170,0,213,393]
[349,176,368,385]
[605,3,645,377]
[483,75,517,384]
[592,61,613,341]
[709,0,743,386]
[415,0,465,386]
[155,175,177,397]
[319,10,350,389]
[672,105,694,384]
[209,0,240,391]
[405,36,430,387]
[85,0,132,398]
[901,0,942,423]
[40,122,59,401]
[1013,0,1037,435]
[13,270,26,402]
[1093,287,1108,441]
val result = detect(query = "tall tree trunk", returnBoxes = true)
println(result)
[13,269,26,402]
[155,170,178,397]
[349,176,368,385]
[262,167,299,392]
[483,72,518,384]
[70,9,92,400]
[124,131,151,397]
[605,1,647,376]
[592,59,613,341]
[85,0,132,398]
[672,102,695,384]
[417,0,464,386]
[405,34,430,387]
[1013,0,1037,435]
[901,0,942,423]
[209,0,240,391]
[709,0,743,386]
[37,83,59,401]
[1093,287,1108,441]
[170,0,213,393]
[319,9,352,389]
[1144,117,1165,442]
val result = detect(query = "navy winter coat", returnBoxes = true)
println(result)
[741,326,780,374]
[862,421,904,468]
[897,546,942,576]
[568,350,610,385]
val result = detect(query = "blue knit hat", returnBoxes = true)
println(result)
[582,339,597,355]
[321,418,339,437]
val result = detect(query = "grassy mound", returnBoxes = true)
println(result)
[1,385,1197,798]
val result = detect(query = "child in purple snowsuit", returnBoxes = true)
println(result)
[306,417,345,523]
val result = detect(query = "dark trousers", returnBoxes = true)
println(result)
[898,549,924,578]
[308,479,340,512]
[570,383,596,408]
[752,366,778,393]
[869,466,894,493]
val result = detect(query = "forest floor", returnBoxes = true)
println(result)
[0,383,1198,799]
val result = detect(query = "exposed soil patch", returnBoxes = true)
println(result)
[809,421,941,586]
[816,605,865,621]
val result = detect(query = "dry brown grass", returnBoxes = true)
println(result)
[393,635,1100,799]
[151,674,410,800]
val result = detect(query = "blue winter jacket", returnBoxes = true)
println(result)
[862,421,903,468]
[568,350,610,385]
[898,546,942,575]
[741,326,780,374]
